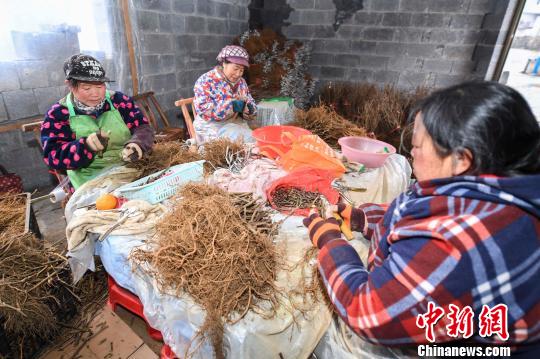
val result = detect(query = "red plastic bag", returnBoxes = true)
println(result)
[0,164,23,194]
[266,168,339,216]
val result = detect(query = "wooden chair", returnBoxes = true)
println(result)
[133,91,184,142]
[174,97,196,141]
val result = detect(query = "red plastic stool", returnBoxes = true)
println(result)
[107,275,163,341]
[160,344,178,359]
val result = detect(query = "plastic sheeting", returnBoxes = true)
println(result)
[340,154,412,205]
[313,317,418,359]
[96,214,332,358]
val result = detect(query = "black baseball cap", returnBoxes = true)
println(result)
[63,53,112,82]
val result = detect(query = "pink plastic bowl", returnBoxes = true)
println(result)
[338,136,396,168]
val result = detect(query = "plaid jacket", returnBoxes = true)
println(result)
[317,174,540,348]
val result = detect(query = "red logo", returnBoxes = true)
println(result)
[416,302,445,342]
[446,304,474,338]
[417,303,509,342]
[478,304,509,341]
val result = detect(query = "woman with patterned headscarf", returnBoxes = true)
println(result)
[193,45,257,144]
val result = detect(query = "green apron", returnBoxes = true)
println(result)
[66,91,131,189]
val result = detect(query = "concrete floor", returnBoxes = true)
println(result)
[32,193,163,357]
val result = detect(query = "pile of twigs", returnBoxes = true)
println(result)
[0,194,108,358]
[128,138,245,178]
[319,82,430,154]
[0,194,26,234]
[127,141,203,178]
[271,187,325,214]
[292,105,367,148]
[131,183,281,359]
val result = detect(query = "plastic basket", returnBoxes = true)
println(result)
[338,137,396,168]
[115,160,205,204]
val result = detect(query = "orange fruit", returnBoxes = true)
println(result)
[95,194,118,210]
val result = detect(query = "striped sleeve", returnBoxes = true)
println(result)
[317,219,459,345]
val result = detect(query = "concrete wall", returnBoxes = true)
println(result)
[0,25,82,190]
[272,0,511,89]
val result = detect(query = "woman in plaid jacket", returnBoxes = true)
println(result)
[304,81,540,355]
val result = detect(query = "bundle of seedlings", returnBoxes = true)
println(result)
[0,195,108,358]
[292,105,367,148]
[318,82,430,153]
[131,183,281,359]
[0,230,68,358]
[287,246,332,313]
[318,81,378,124]
[201,138,244,172]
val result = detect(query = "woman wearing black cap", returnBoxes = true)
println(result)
[41,54,154,190]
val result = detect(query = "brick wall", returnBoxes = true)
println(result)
[278,0,510,89]
[132,0,249,122]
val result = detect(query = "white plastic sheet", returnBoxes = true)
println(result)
[96,214,332,358]
[340,154,412,205]
[313,317,418,359]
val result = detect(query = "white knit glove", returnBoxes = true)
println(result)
[122,143,143,162]
[86,131,108,152]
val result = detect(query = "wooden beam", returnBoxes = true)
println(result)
[121,0,139,95]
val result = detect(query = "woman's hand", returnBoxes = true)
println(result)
[86,130,108,152]
[329,203,366,232]
[303,213,342,248]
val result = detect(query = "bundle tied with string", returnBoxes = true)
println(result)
[131,183,281,359]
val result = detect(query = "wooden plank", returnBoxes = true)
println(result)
[0,117,43,134]
[121,0,139,95]
[149,94,170,127]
